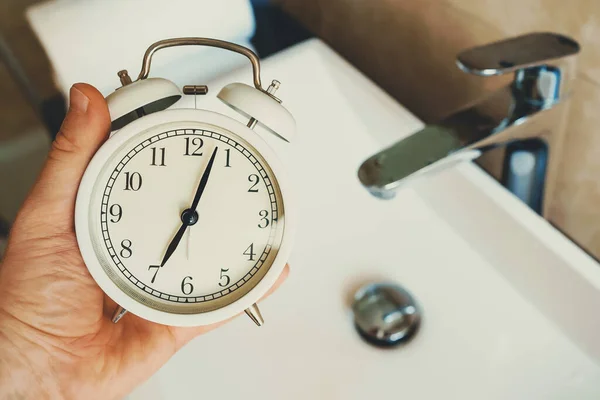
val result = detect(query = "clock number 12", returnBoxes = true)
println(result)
[184,137,203,156]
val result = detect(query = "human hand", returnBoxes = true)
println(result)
[0,84,289,400]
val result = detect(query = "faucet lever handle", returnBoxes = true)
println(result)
[456,32,579,77]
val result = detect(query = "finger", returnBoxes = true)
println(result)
[17,84,110,235]
[171,264,291,346]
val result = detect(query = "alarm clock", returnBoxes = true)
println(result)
[75,38,295,327]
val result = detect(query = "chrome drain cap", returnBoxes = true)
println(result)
[352,283,421,347]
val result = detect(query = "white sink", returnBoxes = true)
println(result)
[129,39,600,399]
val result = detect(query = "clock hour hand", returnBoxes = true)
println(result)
[159,222,188,267]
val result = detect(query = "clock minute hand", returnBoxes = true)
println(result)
[189,147,218,212]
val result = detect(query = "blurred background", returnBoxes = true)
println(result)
[1,0,600,259]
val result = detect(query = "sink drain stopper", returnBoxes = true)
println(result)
[351,283,421,347]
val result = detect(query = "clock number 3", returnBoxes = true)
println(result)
[258,210,270,228]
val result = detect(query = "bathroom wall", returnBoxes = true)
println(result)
[275,0,600,258]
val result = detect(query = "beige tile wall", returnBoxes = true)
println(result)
[276,0,600,258]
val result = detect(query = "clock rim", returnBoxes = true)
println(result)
[75,108,294,326]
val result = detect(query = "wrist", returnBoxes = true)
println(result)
[0,315,63,399]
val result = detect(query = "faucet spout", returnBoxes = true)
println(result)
[358,32,580,217]
[358,124,482,199]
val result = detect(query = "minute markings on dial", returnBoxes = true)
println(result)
[100,129,280,303]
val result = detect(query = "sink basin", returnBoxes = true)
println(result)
[129,39,600,399]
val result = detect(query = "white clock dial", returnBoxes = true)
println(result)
[89,124,285,314]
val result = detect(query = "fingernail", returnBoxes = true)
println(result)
[69,85,90,113]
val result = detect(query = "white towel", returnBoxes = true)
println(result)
[27,0,256,97]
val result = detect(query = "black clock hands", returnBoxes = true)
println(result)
[158,147,218,268]
[189,146,219,211]
[159,222,188,267]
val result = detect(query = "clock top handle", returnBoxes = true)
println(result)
[136,37,269,95]
[108,37,295,142]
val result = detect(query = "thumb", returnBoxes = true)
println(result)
[16,83,110,235]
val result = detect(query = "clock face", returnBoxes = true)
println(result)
[88,122,285,314]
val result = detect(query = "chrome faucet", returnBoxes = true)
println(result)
[358,32,580,217]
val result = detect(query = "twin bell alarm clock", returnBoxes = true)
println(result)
[75,38,296,327]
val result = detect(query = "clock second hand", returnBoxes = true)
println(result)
[186,227,191,260]
[157,146,219,268]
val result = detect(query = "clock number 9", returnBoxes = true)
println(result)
[219,268,230,287]
[184,137,204,156]
[181,276,194,295]
[120,239,133,258]
[258,210,270,229]
[109,204,122,223]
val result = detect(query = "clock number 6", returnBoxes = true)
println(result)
[181,276,194,295]
[258,210,270,229]
[219,268,230,287]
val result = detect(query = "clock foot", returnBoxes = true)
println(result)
[111,306,128,324]
[244,303,264,326]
